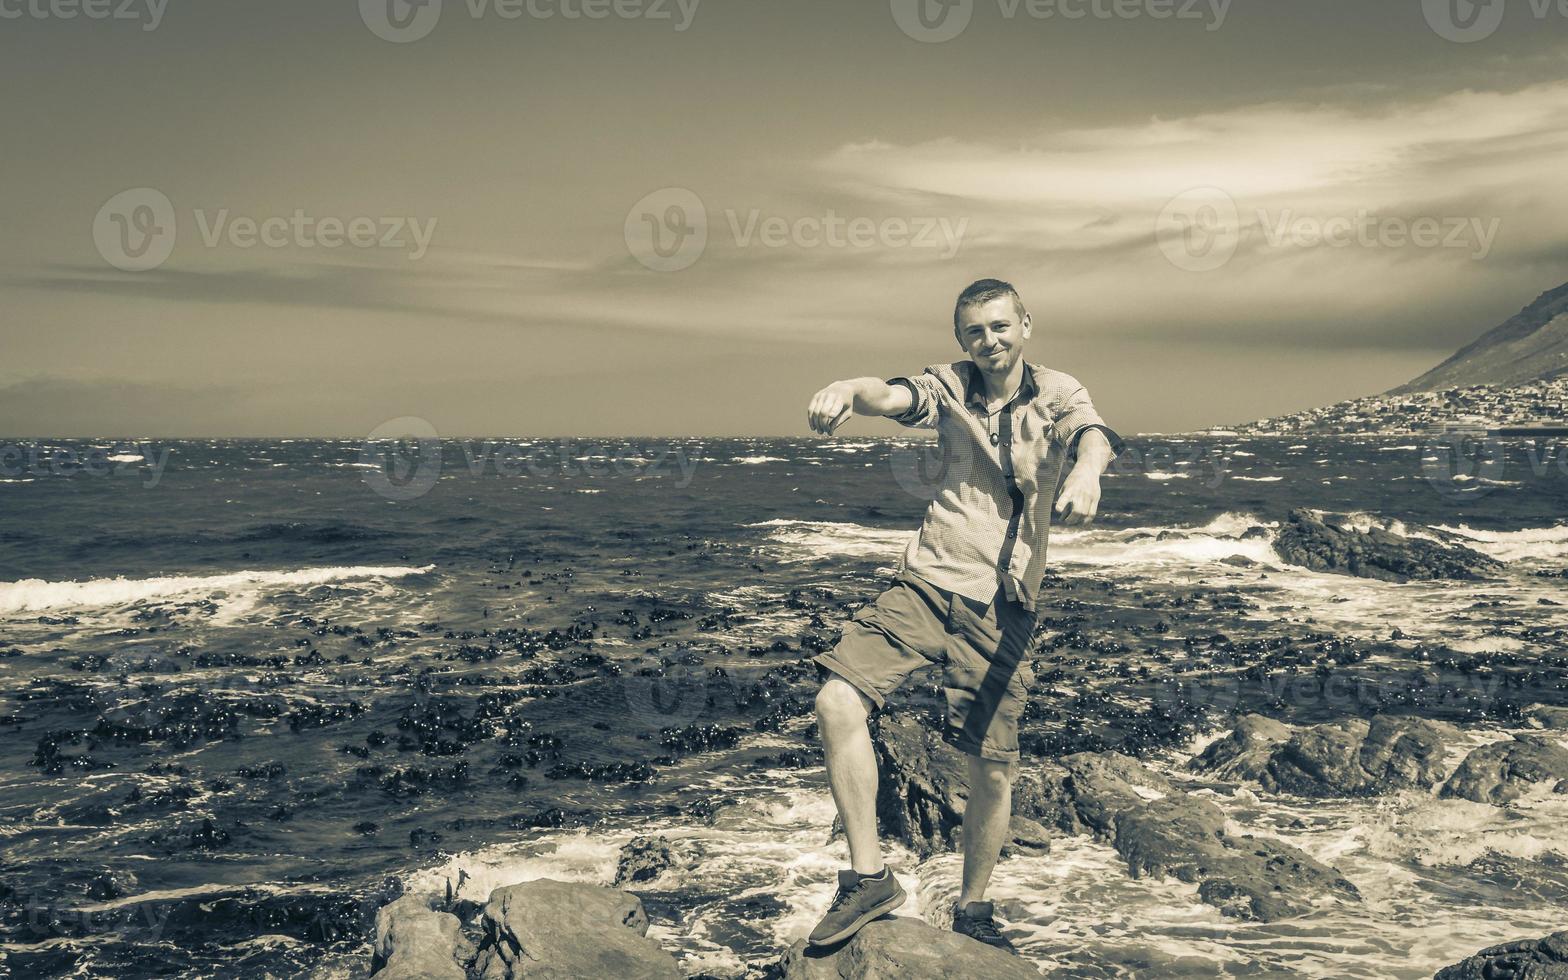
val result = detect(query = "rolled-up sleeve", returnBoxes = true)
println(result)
[883,371,942,429]
[1052,385,1125,462]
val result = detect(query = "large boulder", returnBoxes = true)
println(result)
[1031,752,1360,922]
[372,894,468,980]
[1435,931,1568,979]
[1440,735,1568,805]
[777,915,1040,979]
[1271,509,1502,582]
[472,879,679,980]
[1193,714,1459,797]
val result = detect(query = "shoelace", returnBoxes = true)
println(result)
[829,875,878,909]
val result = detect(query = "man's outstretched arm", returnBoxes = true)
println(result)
[806,378,915,435]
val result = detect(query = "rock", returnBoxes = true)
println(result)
[1033,752,1359,921]
[1191,714,1291,781]
[870,715,971,857]
[1194,714,1459,797]
[1440,735,1568,805]
[777,915,1039,979]
[1001,815,1052,857]
[1524,704,1568,730]
[472,879,678,980]
[372,894,468,980]
[613,835,674,886]
[1435,930,1568,979]
[1271,509,1502,582]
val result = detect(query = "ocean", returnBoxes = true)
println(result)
[2,434,1567,978]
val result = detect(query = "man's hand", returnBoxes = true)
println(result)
[1054,428,1114,526]
[1053,467,1102,526]
[807,382,856,435]
[806,378,912,435]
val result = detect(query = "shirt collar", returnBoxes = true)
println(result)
[961,360,1038,411]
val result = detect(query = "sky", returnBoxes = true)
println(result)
[2,0,1567,436]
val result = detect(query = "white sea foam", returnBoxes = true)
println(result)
[1432,523,1568,562]
[0,565,434,615]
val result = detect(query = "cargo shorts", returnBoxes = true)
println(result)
[811,571,1038,763]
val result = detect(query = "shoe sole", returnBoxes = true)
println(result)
[807,883,907,947]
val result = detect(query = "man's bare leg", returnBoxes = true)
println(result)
[814,675,884,875]
[957,754,1014,907]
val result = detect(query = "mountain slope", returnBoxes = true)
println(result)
[1392,280,1568,393]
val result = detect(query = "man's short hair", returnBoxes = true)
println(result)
[953,278,1026,333]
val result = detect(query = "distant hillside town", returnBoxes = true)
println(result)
[1221,376,1568,436]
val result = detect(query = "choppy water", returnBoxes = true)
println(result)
[1,435,1566,978]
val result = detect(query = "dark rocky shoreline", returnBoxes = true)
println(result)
[5,509,1567,975]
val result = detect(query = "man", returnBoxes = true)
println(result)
[801,278,1122,954]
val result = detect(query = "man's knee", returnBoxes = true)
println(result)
[815,674,873,728]
[967,755,1016,793]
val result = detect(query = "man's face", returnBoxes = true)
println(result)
[955,296,1031,374]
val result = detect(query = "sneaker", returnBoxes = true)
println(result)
[806,867,906,946]
[951,900,1017,954]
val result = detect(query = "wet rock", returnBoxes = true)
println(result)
[1524,704,1568,730]
[1195,714,1458,797]
[472,879,678,979]
[372,894,468,980]
[778,915,1039,979]
[1029,752,1359,921]
[869,715,970,857]
[1271,509,1502,582]
[1434,930,1568,979]
[1190,714,1290,781]
[1440,735,1568,805]
[613,835,674,886]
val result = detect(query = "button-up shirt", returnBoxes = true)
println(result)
[885,360,1124,613]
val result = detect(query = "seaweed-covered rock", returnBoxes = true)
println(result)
[1435,930,1568,979]
[1194,714,1458,797]
[1272,509,1502,582]
[1440,735,1568,805]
